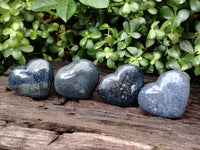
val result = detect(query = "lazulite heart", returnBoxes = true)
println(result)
[97,64,144,107]
[8,58,53,99]
[54,59,99,99]
[138,70,190,119]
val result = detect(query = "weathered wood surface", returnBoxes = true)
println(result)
[0,61,200,150]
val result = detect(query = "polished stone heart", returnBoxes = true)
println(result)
[54,59,99,99]
[138,70,190,119]
[8,58,53,99]
[97,64,144,107]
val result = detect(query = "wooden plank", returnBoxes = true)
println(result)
[0,61,200,150]
[0,126,154,150]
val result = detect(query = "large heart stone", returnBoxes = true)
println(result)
[97,64,144,107]
[138,70,190,119]
[54,59,99,99]
[8,58,53,99]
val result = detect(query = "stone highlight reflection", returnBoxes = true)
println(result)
[54,59,99,99]
[8,58,53,99]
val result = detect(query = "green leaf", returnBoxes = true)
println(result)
[127,47,138,55]
[145,39,155,48]
[12,49,22,60]
[121,3,130,15]
[155,61,165,73]
[21,38,30,46]
[25,1,35,10]
[86,39,94,50]
[123,21,130,33]
[153,51,162,60]
[3,48,11,58]
[71,45,79,51]
[58,48,64,57]
[130,19,141,32]
[72,55,80,61]
[117,41,126,50]
[107,58,115,68]
[147,29,156,40]
[30,31,38,40]
[183,53,195,62]
[96,52,105,62]
[160,6,174,19]
[179,60,192,71]
[129,2,139,12]
[168,33,179,44]
[130,32,141,39]
[171,16,181,32]
[118,31,128,41]
[41,31,49,38]
[178,9,190,22]
[190,0,200,12]
[9,38,19,48]
[47,36,54,44]
[174,0,186,4]
[195,22,200,32]
[143,52,153,60]
[180,40,194,53]
[168,46,180,59]
[90,31,102,39]
[57,0,77,22]
[160,20,171,31]
[18,55,26,66]
[155,30,165,40]
[79,0,109,8]
[0,11,11,22]
[192,55,200,67]
[3,28,13,35]
[32,0,59,11]
[148,7,158,15]
[166,60,181,70]
[0,1,10,10]
[110,52,119,61]
[79,37,88,47]
[10,9,19,16]
[48,23,59,32]
[194,66,200,76]
[139,58,149,67]
[94,41,106,49]
[151,21,160,29]
[20,45,34,53]
[32,20,40,30]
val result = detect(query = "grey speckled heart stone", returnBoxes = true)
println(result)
[54,59,99,99]
[97,64,144,107]
[138,70,190,119]
[8,58,53,99]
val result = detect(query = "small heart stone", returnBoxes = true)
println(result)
[97,64,144,107]
[8,58,53,99]
[54,59,99,99]
[138,70,190,119]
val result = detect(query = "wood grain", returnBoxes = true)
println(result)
[0,61,199,150]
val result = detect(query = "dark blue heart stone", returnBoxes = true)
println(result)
[8,58,53,99]
[97,64,144,107]
[54,59,99,99]
[138,70,190,119]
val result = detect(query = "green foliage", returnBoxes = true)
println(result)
[0,0,200,78]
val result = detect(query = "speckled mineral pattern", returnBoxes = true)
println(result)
[97,64,144,107]
[138,70,190,119]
